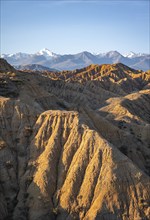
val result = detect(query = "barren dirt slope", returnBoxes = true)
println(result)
[0,59,150,220]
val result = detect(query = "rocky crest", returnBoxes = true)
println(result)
[0,58,150,220]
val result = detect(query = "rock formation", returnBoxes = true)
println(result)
[0,58,150,220]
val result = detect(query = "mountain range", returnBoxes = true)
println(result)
[1,48,150,71]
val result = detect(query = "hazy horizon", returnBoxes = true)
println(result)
[1,48,150,56]
[1,0,150,54]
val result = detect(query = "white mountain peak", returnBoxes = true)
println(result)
[123,51,148,58]
[37,48,57,57]
[123,51,136,58]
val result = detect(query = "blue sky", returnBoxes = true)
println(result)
[1,0,150,54]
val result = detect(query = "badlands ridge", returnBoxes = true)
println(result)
[0,58,150,220]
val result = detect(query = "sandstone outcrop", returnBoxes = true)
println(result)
[0,58,150,220]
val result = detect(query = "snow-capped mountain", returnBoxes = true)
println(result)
[123,51,148,58]
[1,52,31,59]
[36,48,59,59]
[1,49,150,71]
[1,48,59,64]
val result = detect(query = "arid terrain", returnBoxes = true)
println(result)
[0,58,150,220]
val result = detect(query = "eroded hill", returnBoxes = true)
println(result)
[0,58,150,220]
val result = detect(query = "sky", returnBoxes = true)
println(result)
[0,0,150,55]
